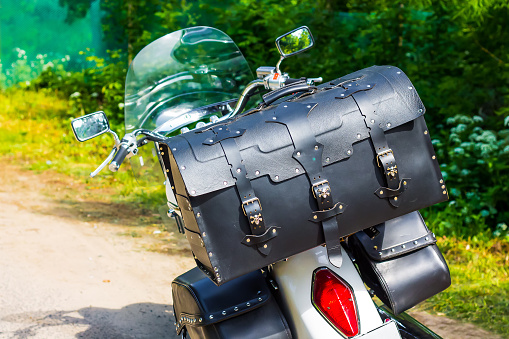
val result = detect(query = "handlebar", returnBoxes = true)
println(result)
[109,144,129,172]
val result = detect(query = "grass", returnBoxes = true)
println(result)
[1,88,508,336]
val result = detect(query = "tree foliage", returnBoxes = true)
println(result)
[31,0,509,237]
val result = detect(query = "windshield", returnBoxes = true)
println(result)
[125,26,254,135]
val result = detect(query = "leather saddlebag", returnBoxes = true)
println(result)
[160,65,448,285]
[349,211,451,314]
[172,267,292,339]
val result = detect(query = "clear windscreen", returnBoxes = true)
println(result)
[124,26,254,185]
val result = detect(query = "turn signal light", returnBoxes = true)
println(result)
[312,267,359,337]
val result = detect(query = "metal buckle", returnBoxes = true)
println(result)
[242,197,262,216]
[376,149,394,167]
[312,180,330,199]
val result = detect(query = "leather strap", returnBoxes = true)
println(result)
[266,102,346,267]
[204,126,276,255]
[350,90,409,207]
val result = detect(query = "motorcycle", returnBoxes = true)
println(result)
[71,26,448,338]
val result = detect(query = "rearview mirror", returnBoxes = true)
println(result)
[71,111,110,142]
[275,26,314,58]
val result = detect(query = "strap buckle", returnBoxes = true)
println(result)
[376,149,394,167]
[242,197,262,216]
[312,180,331,199]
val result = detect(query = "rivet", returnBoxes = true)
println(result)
[217,278,222,282]
[425,237,429,241]
[370,119,375,124]
[219,128,222,130]
[181,165,186,170]
[394,196,398,201]
[275,175,279,180]
[315,145,319,150]
[379,252,382,256]
[222,311,226,315]
[339,205,343,209]
[236,131,240,134]
[341,93,345,97]
[209,315,214,319]
[246,238,251,243]
[172,148,177,151]
[357,133,361,139]
[223,181,228,185]
[209,252,213,257]
[408,86,413,90]
[397,71,401,74]
[380,190,384,195]
[440,179,444,183]
[432,155,436,160]
[160,152,164,155]
[313,215,318,220]
[373,245,378,250]
[295,168,299,173]
[402,245,406,249]
[326,157,330,162]
[443,190,447,194]
[391,248,395,252]
[418,108,423,113]
[191,190,196,195]
[367,85,371,88]
[307,105,311,108]
[246,302,251,306]
[214,267,218,272]
[166,169,169,172]
[347,150,352,155]
[424,130,428,135]
[272,229,276,233]
[272,116,277,120]
[236,168,241,173]
[197,213,201,217]
[284,105,288,108]
[403,181,407,185]
[258,297,263,301]
[202,232,206,237]
[234,307,238,311]
[209,139,214,142]
[432,233,436,238]
[414,241,418,245]
[296,151,301,156]
[255,170,260,175]
[441,185,445,189]
[348,84,352,87]
[386,122,391,128]
[263,244,268,249]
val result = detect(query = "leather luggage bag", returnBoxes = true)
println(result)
[160,65,448,285]
[349,211,451,314]
[172,267,292,339]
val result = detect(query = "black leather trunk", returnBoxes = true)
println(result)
[349,211,451,314]
[160,65,448,285]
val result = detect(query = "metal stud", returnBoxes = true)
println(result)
[414,241,418,245]
[402,245,406,249]
[367,85,371,88]
[408,86,413,90]
[199,318,202,322]
[191,190,196,195]
[209,252,213,257]
[264,244,268,249]
[371,119,375,124]
[325,157,330,162]
[284,105,288,108]
[394,196,398,201]
[432,155,436,160]
[214,267,218,272]
[236,168,241,173]
[272,116,277,120]
[441,185,445,189]
[209,315,214,319]
[386,122,391,128]
[418,109,423,113]
[255,170,260,175]
[425,237,429,241]
[380,190,384,195]
[272,229,277,233]
[258,297,263,301]
[234,307,238,311]
[347,150,352,155]
[209,139,214,143]
[196,213,201,218]
[340,93,345,97]
[202,232,206,237]
[397,71,401,74]
[443,190,447,194]
[275,175,279,180]
[223,181,228,185]
[222,311,227,315]
[403,181,407,185]
[339,205,343,209]
[315,145,319,150]
[440,179,444,183]
[424,130,428,135]
[172,148,177,151]
[246,238,251,243]
[379,252,382,256]
[236,131,240,134]
[296,151,301,156]
[313,215,318,220]
[246,302,251,306]
[391,248,395,252]
[357,133,361,139]
[295,168,299,173]
[307,105,311,108]
[181,165,186,170]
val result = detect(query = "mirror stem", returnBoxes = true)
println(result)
[275,56,284,74]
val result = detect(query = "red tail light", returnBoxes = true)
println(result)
[312,267,359,337]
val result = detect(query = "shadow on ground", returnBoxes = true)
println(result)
[2,303,179,339]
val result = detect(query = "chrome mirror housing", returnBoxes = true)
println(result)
[71,111,110,142]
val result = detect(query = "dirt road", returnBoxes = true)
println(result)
[0,165,501,338]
